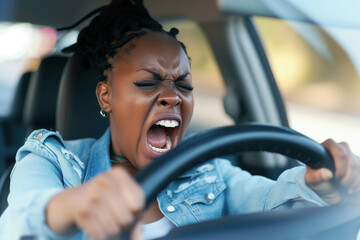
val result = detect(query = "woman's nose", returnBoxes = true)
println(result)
[157,90,182,108]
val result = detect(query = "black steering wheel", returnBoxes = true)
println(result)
[131,124,360,240]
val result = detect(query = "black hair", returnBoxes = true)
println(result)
[61,0,189,82]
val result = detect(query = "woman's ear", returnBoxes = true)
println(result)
[96,81,112,113]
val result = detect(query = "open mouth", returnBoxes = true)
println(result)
[146,119,180,154]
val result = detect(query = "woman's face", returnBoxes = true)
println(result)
[97,31,194,170]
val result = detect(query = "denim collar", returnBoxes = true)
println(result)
[83,128,112,182]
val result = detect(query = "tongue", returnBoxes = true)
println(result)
[147,125,167,148]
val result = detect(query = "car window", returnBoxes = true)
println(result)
[0,23,50,116]
[163,19,234,133]
[0,22,77,117]
[255,17,360,155]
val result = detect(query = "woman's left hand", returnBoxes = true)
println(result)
[305,139,360,204]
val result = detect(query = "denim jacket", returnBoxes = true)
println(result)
[0,129,327,239]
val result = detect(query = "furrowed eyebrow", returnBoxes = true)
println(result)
[137,69,191,81]
[176,73,191,81]
[137,69,162,79]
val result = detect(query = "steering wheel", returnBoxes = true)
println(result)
[129,124,360,240]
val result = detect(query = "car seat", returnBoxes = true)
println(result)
[0,162,13,216]
[24,55,69,134]
[56,53,109,140]
[0,55,68,215]
[0,71,32,176]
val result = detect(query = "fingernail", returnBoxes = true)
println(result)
[322,169,333,180]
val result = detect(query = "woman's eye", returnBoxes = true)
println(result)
[175,81,194,92]
[134,80,193,92]
[133,80,160,89]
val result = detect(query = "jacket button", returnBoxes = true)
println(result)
[206,193,215,201]
[167,206,175,212]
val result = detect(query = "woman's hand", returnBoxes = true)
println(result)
[305,139,360,204]
[46,166,144,240]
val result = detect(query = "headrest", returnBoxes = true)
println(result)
[23,55,68,132]
[9,71,32,122]
[56,53,109,140]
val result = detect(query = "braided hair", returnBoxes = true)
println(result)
[62,0,189,82]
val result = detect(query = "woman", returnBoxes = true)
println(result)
[1,0,359,239]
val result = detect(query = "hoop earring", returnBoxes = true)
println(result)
[100,109,108,118]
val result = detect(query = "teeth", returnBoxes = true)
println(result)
[149,136,172,153]
[155,120,179,128]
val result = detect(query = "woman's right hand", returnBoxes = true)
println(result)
[46,166,145,240]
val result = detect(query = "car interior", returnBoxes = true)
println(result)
[0,55,68,212]
[0,0,359,239]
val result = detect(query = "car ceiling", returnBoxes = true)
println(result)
[0,0,221,28]
[1,0,359,29]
